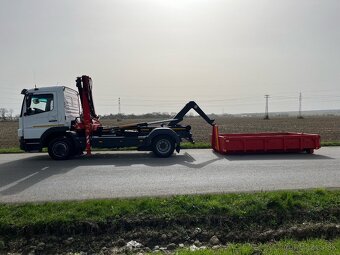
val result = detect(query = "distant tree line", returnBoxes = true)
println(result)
[0,108,17,121]
[100,112,175,119]
[99,112,227,120]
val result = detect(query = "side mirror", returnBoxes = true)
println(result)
[33,98,40,104]
[24,108,32,116]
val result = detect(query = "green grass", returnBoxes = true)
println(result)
[0,147,24,153]
[0,189,339,229]
[0,142,229,153]
[183,141,340,149]
[174,239,340,255]
[181,142,211,149]
[0,140,340,154]
[0,140,339,154]
[321,141,340,146]
[0,143,209,153]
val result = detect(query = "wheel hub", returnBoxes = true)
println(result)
[52,142,68,157]
[156,139,171,154]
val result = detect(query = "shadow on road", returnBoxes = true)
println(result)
[0,151,221,196]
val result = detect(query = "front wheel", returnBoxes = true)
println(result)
[152,135,175,158]
[48,136,74,160]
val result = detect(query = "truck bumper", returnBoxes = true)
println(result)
[20,137,42,152]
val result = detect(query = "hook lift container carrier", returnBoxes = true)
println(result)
[18,75,215,160]
[18,75,321,160]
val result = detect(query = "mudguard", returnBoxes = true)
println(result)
[40,127,82,150]
[40,127,69,146]
[144,127,181,148]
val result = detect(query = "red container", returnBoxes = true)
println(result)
[211,125,321,154]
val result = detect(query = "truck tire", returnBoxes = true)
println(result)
[305,148,314,154]
[48,136,74,160]
[152,135,175,158]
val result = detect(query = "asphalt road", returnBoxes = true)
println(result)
[0,148,339,203]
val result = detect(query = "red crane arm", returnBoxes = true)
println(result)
[75,75,101,155]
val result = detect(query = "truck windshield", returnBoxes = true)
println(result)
[25,94,54,115]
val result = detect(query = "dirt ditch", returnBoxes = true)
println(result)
[1,209,339,254]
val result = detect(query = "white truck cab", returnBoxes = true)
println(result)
[19,86,80,152]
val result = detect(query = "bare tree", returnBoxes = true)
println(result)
[8,109,14,120]
[0,108,8,120]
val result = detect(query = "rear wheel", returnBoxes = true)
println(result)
[305,149,314,154]
[48,136,74,160]
[152,135,175,158]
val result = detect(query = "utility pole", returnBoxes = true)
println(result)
[117,97,122,122]
[118,97,121,115]
[264,94,270,120]
[297,92,303,119]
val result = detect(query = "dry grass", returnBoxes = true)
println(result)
[102,116,340,143]
[0,121,19,148]
[191,116,340,143]
[1,116,339,148]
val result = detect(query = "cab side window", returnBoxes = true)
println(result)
[26,94,54,115]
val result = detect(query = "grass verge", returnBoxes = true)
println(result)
[181,142,211,149]
[183,141,340,149]
[0,147,24,153]
[321,141,340,146]
[0,190,339,253]
[176,239,340,255]
[0,143,211,153]
[0,189,339,233]
[1,140,340,154]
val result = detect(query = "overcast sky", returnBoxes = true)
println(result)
[0,0,339,115]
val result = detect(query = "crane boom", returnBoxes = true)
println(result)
[168,101,215,126]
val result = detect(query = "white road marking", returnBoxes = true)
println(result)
[0,172,40,193]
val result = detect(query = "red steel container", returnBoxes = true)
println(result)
[211,125,321,154]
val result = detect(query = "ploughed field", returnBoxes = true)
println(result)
[1,116,339,148]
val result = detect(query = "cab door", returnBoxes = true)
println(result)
[22,93,59,139]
